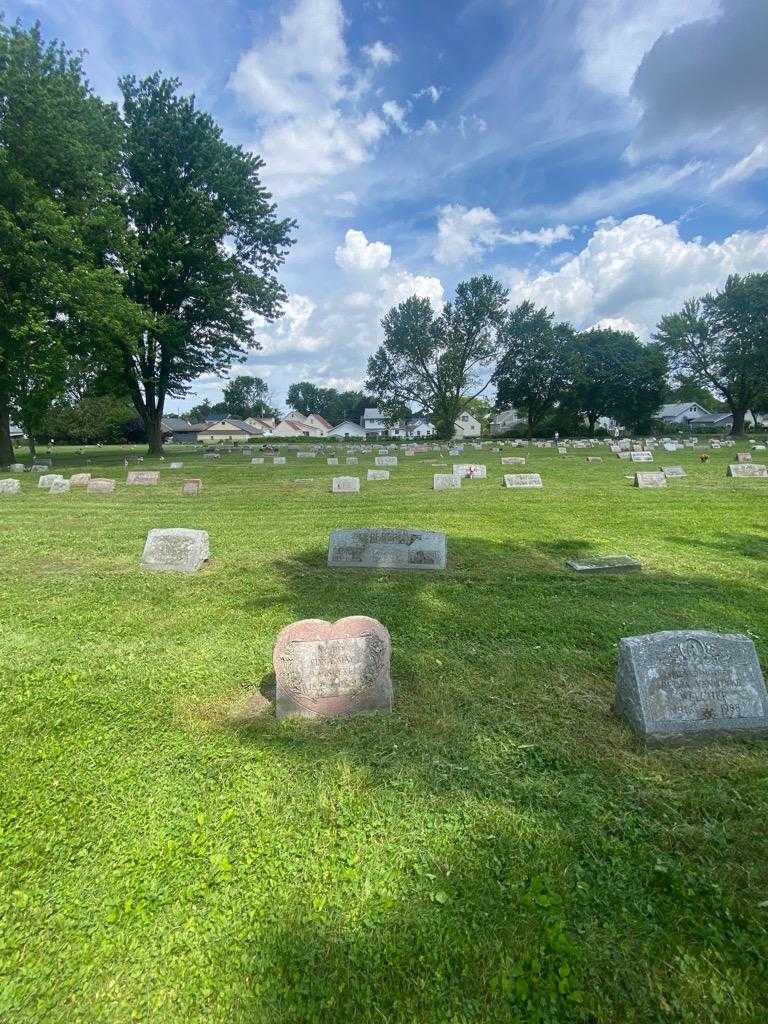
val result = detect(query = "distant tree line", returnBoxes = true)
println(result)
[366,272,768,438]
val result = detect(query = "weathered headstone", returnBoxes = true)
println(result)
[727,463,768,478]
[634,471,667,488]
[630,451,653,463]
[251,458,264,465]
[140,528,209,573]
[38,474,64,490]
[662,465,687,478]
[617,451,631,460]
[332,476,360,493]
[501,457,526,465]
[346,457,358,465]
[503,473,543,488]
[273,456,286,465]
[182,478,202,496]
[87,478,116,494]
[616,630,768,746]
[327,458,339,466]
[10,463,25,472]
[367,469,390,481]
[69,473,91,487]
[375,456,398,466]
[453,464,487,479]
[0,479,21,495]
[433,473,461,490]
[297,452,316,459]
[566,555,640,574]
[736,452,752,463]
[127,471,159,486]
[274,615,392,720]
[169,462,184,469]
[328,527,446,571]
[49,478,71,494]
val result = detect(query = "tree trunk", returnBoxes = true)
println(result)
[527,412,534,439]
[0,387,13,466]
[146,410,164,455]
[587,412,597,436]
[731,407,747,437]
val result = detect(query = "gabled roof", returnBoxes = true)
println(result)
[308,413,333,429]
[363,407,381,418]
[161,416,193,431]
[199,418,262,434]
[658,402,710,418]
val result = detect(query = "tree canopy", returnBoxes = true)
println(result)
[286,381,367,425]
[366,275,509,440]
[654,273,768,435]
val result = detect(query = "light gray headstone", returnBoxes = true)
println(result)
[617,451,631,460]
[169,462,184,469]
[182,479,202,495]
[662,465,686,478]
[453,464,487,479]
[567,555,640,574]
[0,479,21,495]
[38,474,64,490]
[736,452,752,463]
[273,457,286,465]
[727,463,767,478]
[87,478,116,494]
[630,451,653,463]
[297,452,316,459]
[367,469,390,481]
[501,457,526,465]
[274,615,392,720]
[69,473,91,487]
[586,457,603,464]
[503,473,542,488]
[634,471,667,488]
[10,463,25,473]
[327,458,339,466]
[375,456,398,466]
[251,458,264,465]
[433,473,460,490]
[616,630,768,746]
[328,527,446,571]
[127,471,159,485]
[346,457,358,465]
[332,476,360,493]
[49,478,71,494]
[140,528,209,573]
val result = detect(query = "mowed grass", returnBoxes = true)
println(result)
[1,443,768,1024]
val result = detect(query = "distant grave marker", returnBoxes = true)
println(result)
[567,555,640,574]
[140,528,209,573]
[38,474,64,490]
[616,630,768,746]
[375,456,398,466]
[503,473,543,488]
[634,471,667,488]
[49,479,71,494]
[630,451,653,463]
[127,471,159,486]
[182,479,202,496]
[273,457,286,465]
[69,473,91,487]
[87,478,115,494]
[169,462,184,469]
[367,469,390,481]
[727,463,768,479]
[433,473,461,490]
[332,476,360,493]
[662,465,686,478]
[501,457,526,465]
[251,458,264,465]
[452,464,487,479]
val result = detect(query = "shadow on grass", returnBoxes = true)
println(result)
[666,532,768,561]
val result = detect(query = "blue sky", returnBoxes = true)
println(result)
[8,0,768,414]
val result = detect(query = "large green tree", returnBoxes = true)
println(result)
[366,275,509,440]
[494,301,576,438]
[0,21,139,464]
[571,327,668,434]
[654,273,768,436]
[114,74,294,453]
[222,374,276,419]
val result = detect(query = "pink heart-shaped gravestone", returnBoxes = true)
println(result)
[273,616,392,720]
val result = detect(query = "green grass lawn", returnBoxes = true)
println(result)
[2,442,768,1023]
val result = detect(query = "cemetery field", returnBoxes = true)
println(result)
[2,444,768,1024]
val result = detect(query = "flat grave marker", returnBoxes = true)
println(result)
[367,469,390,481]
[433,473,461,490]
[328,527,446,571]
[127,471,159,486]
[503,473,543,488]
[87,478,115,494]
[634,471,667,488]
[567,555,641,574]
[630,451,654,463]
[140,528,209,573]
[662,465,687,478]
[727,463,768,478]
[453,464,487,479]
[375,456,398,466]
[182,479,202,496]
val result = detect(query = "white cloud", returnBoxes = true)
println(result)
[576,0,720,96]
[382,99,409,132]
[712,141,768,190]
[434,205,573,265]
[363,40,397,67]
[434,205,501,264]
[252,293,325,355]
[378,268,444,312]
[415,85,442,103]
[335,228,392,272]
[230,0,392,196]
[503,214,768,339]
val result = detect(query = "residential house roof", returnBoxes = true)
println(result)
[657,402,709,419]
[199,418,262,435]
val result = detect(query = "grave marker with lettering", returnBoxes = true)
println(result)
[503,473,543,488]
[274,615,392,720]
[38,474,64,490]
[501,457,526,465]
[127,471,159,486]
[328,527,446,571]
[367,469,390,481]
[662,465,686,478]
[727,463,768,478]
[634,471,667,488]
[140,528,209,573]
[433,473,461,490]
[630,451,653,463]
[87,478,115,494]
[452,464,487,479]
[616,630,768,746]
[182,479,202,496]
[0,479,21,495]
[69,473,91,487]
[332,476,360,493]
[49,479,71,494]
[375,456,398,466]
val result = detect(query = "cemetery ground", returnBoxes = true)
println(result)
[2,444,768,1024]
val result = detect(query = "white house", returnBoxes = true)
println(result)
[361,408,390,436]
[272,417,325,438]
[491,408,525,436]
[656,402,712,426]
[454,411,481,439]
[406,414,434,438]
[196,419,263,443]
[245,416,276,435]
[328,420,366,439]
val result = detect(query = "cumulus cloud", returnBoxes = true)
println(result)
[629,0,768,159]
[378,268,444,312]
[252,293,325,356]
[335,228,392,272]
[230,0,393,196]
[434,205,573,265]
[503,214,768,339]
[577,0,719,97]
[363,40,397,66]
